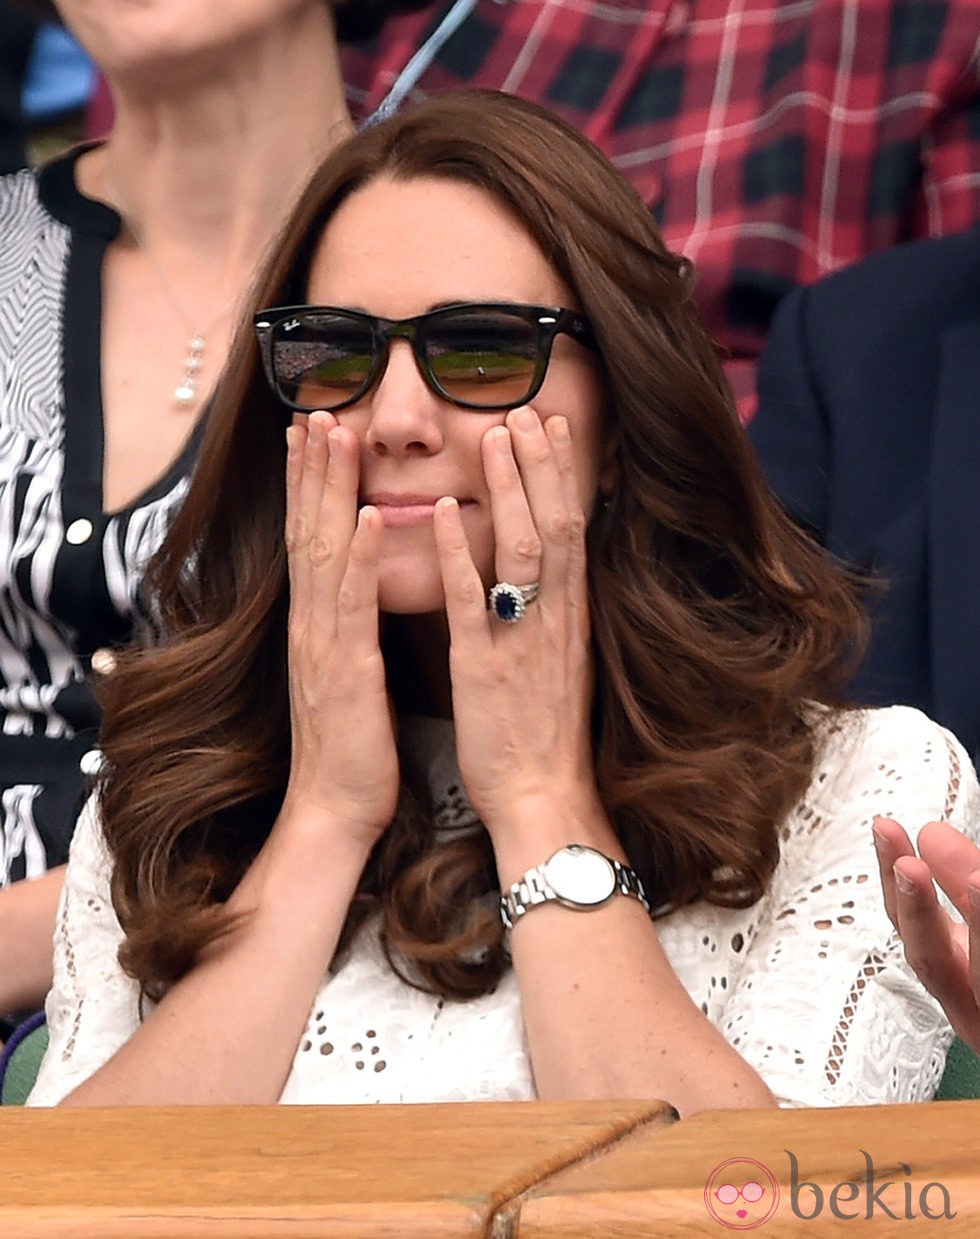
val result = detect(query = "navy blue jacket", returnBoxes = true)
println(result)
[750,227,980,766]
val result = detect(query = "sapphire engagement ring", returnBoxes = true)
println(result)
[488,581,541,623]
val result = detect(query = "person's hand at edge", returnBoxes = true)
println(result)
[873,817,980,1054]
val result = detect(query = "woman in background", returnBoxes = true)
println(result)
[0,0,429,1035]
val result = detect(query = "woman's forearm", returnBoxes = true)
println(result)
[495,797,776,1116]
[60,809,372,1107]
[510,900,776,1113]
[0,867,64,1016]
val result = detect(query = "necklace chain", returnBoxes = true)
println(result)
[104,113,356,409]
[112,197,239,410]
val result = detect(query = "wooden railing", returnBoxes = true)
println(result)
[2,1098,978,1236]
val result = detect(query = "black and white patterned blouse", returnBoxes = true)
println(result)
[0,149,199,882]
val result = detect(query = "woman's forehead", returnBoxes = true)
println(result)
[303,175,576,315]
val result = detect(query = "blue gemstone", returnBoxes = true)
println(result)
[494,590,519,621]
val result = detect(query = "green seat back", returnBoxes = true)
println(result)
[0,1023,49,1105]
[935,1036,980,1101]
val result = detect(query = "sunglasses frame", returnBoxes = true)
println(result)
[253,302,597,414]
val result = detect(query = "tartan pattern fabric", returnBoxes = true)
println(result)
[342,0,980,416]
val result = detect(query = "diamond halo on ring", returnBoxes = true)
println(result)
[488,581,541,623]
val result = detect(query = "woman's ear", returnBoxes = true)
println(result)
[598,434,620,498]
[598,464,619,498]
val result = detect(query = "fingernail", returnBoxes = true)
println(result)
[511,405,537,432]
[489,426,512,456]
[548,415,570,442]
[307,417,325,445]
[893,866,915,895]
[969,885,980,911]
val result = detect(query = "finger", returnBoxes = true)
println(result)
[334,505,383,652]
[917,820,980,919]
[872,816,916,930]
[543,414,589,613]
[434,496,488,645]
[286,412,337,597]
[285,419,314,622]
[891,855,975,1026]
[294,411,334,551]
[482,416,542,589]
[506,405,577,595]
[285,418,308,548]
[299,423,359,625]
[317,424,359,553]
[969,875,980,1018]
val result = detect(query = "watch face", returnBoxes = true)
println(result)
[543,846,617,907]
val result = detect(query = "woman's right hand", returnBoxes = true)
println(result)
[282,412,399,848]
[47,417,399,1109]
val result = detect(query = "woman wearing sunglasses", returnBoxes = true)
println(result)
[28,91,979,1112]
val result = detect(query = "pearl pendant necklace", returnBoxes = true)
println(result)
[134,256,233,410]
[174,334,207,407]
[112,194,236,410]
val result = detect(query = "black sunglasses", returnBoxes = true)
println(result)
[253,302,597,413]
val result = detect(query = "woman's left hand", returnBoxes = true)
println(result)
[434,407,779,1115]
[433,406,600,842]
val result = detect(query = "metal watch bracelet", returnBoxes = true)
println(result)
[499,844,650,930]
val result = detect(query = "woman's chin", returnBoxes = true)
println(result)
[377,574,448,616]
[375,549,494,616]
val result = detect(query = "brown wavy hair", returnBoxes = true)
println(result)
[97,90,866,1002]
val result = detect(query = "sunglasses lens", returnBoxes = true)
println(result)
[426,310,539,407]
[271,314,375,410]
[742,1182,764,1203]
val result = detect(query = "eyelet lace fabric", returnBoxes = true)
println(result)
[28,705,979,1107]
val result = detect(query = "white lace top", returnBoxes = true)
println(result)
[28,705,980,1109]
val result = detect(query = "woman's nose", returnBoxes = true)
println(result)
[363,339,444,457]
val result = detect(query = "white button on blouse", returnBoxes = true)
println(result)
[90,648,117,676]
[65,518,94,545]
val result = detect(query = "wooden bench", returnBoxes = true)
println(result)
[2,1098,978,1236]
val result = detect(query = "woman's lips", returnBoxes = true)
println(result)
[362,494,474,528]
[375,502,437,528]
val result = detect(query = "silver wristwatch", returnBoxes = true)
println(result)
[499,844,650,930]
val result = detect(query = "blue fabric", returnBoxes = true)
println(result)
[751,226,980,768]
[22,25,94,120]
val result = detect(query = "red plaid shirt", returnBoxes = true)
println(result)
[343,0,980,417]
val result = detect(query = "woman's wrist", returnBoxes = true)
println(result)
[274,791,389,859]
[230,797,380,926]
[484,787,623,887]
